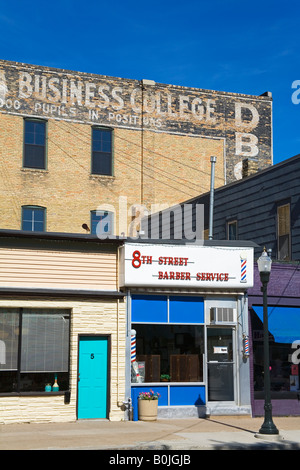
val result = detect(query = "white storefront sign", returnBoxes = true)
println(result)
[119,243,254,289]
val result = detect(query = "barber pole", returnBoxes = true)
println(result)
[240,257,247,283]
[131,329,136,363]
[243,335,250,357]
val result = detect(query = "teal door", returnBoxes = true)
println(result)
[78,336,109,419]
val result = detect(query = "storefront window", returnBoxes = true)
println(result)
[0,308,70,393]
[251,306,300,399]
[132,324,204,383]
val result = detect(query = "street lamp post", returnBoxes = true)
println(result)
[257,248,279,436]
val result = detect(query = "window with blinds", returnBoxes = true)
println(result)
[0,308,70,393]
[21,311,69,373]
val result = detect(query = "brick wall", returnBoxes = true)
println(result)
[0,60,272,235]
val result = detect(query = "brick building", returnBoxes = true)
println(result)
[0,59,272,236]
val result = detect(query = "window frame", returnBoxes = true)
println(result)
[0,308,71,396]
[91,126,113,176]
[21,205,46,232]
[132,323,205,384]
[226,219,238,240]
[277,201,291,261]
[131,295,205,384]
[23,118,47,170]
[90,209,114,237]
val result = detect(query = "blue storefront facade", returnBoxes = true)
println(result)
[119,240,256,418]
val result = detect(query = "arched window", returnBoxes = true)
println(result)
[22,205,46,232]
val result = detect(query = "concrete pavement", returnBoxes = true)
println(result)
[1,415,300,450]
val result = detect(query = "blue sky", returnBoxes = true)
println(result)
[0,0,299,164]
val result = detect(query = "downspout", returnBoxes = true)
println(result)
[140,79,156,207]
[208,156,217,240]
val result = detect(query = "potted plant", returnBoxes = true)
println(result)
[160,374,170,382]
[138,389,160,421]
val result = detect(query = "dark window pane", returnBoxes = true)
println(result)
[91,211,112,235]
[227,221,237,240]
[92,152,112,175]
[22,207,45,232]
[24,145,45,169]
[0,371,18,392]
[22,220,33,231]
[92,128,112,175]
[33,209,44,222]
[102,140,111,153]
[133,324,204,383]
[277,204,290,260]
[24,120,46,169]
[19,372,69,392]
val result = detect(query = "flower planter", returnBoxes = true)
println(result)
[138,399,158,421]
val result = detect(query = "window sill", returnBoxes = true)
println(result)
[21,168,48,173]
[90,174,114,180]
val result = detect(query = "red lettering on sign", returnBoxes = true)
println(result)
[196,272,229,281]
[158,256,188,266]
[158,271,191,280]
[132,250,141,268]
[132,251,153,268]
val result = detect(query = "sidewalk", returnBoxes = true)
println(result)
[1,415,300,450]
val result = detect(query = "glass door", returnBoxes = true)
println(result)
[207,327,235,401]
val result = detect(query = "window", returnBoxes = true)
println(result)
[131,295,204,383]
[133,324,204,383]
[277,203,291,260]
[91,210,113,236]
[91,127,113,175]
[22,206,46,232]
[251,306,300,399]
[227,220,238,240]
[24,119,46,169]
[0,308,70,393]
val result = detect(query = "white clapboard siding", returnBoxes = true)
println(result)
[0,248,117,290]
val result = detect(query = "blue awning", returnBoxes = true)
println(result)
[252,306,300,344]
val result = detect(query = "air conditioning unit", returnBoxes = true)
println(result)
[210,307,236,324]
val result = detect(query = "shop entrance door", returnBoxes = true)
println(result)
[207,327,235,401]
[77,336,109,419]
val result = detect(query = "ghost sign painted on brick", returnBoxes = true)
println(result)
[0,60,272,182]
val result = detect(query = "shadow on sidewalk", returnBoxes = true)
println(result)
[206,417,256,434]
